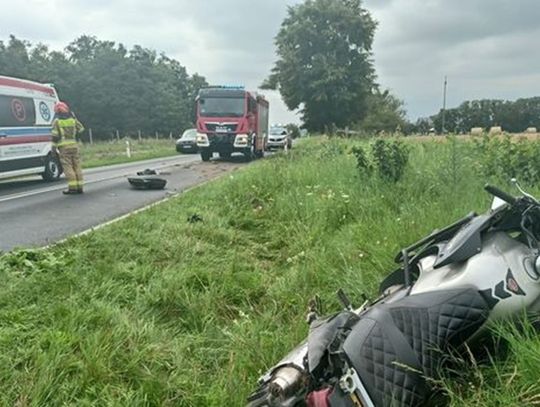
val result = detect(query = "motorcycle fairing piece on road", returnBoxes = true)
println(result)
[247,183,540,407]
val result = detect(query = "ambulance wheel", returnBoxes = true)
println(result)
[42,154,62,181]
[201,149,212,162]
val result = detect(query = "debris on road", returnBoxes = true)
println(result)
[128,176,167,190]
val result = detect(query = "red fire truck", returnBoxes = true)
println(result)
[195,86,269,161]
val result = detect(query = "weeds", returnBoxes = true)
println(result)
[351,138,409,181]
[474,135,540,184]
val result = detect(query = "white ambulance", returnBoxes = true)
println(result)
[0,75,62,181]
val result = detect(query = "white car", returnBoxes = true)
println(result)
[267,126,292,150]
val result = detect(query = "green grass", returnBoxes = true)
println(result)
[0,137,539,405]
[80,139,180,169]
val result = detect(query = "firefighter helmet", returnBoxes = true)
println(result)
[54,101,70,114]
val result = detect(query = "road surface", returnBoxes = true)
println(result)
[0,154,244,252]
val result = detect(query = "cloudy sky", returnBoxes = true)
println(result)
[2,0,540,123]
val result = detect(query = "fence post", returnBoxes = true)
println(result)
[88,128,93,144]
[155,131,158,140]
[116,130,120,142]
[169,132,173,141]
[138,130,142,142]
[126,139,131,158]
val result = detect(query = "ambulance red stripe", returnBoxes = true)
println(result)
[0,135,52,146]
[0,77,56,97]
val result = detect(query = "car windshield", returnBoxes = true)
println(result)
[181,129,197,140]
[199,97,245,117]
[270,127,287,135]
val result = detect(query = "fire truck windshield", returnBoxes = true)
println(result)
[199,97,245,117]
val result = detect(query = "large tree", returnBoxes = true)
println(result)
[263,0,377,131]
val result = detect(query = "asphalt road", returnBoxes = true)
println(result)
[0,154,213,252]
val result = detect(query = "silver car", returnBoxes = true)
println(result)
[267,126,292,150]
[176,128,198,153]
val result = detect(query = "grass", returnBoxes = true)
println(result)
[0,136,539,405]
[80,139,180,169]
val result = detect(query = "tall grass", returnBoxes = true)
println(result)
[0,136,539,405]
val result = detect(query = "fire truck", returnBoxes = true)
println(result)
[195,86,269,161]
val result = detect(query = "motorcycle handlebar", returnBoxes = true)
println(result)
[484,184,517,205]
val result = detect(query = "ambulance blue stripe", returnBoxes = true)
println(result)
[0,127,52,137]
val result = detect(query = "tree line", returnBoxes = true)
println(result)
[0,35,207,139]
[415,98,540,134]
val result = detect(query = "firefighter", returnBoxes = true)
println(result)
[52,101,85,194]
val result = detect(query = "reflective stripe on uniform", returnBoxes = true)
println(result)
[57,139,78,147]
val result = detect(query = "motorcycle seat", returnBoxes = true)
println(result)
[342,288,490,406]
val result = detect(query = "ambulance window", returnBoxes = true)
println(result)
[0,95,36,127]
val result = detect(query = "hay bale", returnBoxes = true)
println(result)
[525,127,537,133]
[470,127,484,136]
[489,126,503,135]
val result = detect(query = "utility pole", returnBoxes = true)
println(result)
[441,75,448,134]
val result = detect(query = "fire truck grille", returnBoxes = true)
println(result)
[208,133,234,145]
[205,123,238,133]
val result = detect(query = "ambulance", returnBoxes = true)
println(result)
[0,75,61,181]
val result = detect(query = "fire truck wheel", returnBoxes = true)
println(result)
[42,153,62,181]
[201,150,212,162]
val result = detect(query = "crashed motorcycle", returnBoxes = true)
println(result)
[247,182,540,407]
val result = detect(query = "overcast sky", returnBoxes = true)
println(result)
[2,0,540,123]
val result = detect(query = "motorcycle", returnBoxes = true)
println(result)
[247,182,540,407]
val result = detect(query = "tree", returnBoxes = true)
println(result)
[262,0,377,132]
[358,90,407,133]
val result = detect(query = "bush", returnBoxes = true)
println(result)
[351,138,409,182]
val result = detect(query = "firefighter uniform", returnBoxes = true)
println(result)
[52,115,85,194]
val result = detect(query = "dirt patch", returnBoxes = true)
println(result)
[184,158,248,181]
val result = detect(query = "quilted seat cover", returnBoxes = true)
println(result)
[342,288,489,406]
